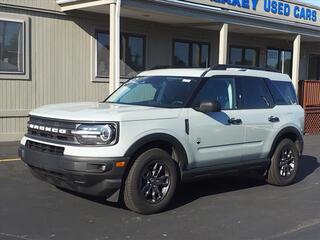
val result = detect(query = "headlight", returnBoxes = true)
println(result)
[72,123,118,145]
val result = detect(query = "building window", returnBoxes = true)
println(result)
[0,20,24,74]
[96,30,146,78]
[266,49,292,76]
[173,40,210,68]
[229,47,259,67]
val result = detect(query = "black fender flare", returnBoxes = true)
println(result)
[124,133,189,170]
[269,127,304,158]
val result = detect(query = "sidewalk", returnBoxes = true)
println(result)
[0,141,20,160]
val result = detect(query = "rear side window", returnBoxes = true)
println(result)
[267,80,298,105]
[238,77,274,109]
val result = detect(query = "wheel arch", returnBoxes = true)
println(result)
[268,127,304,158]
[124,133,189,177]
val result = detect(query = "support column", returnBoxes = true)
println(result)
[108,0,120,95]
[114,0,121,90]
[219,23,229,65]
[292,35,301,93]
[109,2,116,95]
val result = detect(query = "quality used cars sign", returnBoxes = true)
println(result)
[185,0,320,26]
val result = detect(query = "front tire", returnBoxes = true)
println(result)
[266,138,299,186]
[123,148,178,214]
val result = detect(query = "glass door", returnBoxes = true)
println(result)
[308,55,320,80]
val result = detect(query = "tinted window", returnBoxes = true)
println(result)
[229,47,259,67]
[96,31,109,77]
[173,40,210,68]
[267,80,297,105]
[96,31,145,77]
[193,77,236,110]
[0,20,24,73]
[239,77,273,109]
[266,49,292,76]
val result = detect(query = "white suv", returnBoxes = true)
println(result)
[19,65,304,214]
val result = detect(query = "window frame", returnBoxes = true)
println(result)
[172,39,211,68]
[266,47,293,76]
[229,46,260,67]
[92,29,146,82]
[0,14,30,80]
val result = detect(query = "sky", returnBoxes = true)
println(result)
[300,0,320,6]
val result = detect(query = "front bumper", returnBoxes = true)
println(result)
[18,143,129,200]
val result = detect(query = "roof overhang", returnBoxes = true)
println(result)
[57,0,116,11]
[56,0,320,40]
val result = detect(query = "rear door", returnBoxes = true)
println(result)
[237,76,276,161]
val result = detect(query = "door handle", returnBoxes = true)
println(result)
[269,116,280,123]
[228,118,242,125]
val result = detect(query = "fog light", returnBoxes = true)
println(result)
[87,163,110,172]
[99,165,107,172]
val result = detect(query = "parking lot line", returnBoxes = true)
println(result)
[0,158,20,163]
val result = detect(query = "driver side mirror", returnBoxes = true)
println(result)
[199,101,221,113]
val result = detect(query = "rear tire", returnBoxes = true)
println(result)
[123,148,178,214]
[266,138,299,186]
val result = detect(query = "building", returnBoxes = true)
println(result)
[1,0,320,141]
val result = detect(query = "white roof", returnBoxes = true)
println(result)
[138,67,292,82]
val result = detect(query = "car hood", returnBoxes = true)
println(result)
[29,102,182,122]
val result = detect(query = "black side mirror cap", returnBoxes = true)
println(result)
[199,101,221,113]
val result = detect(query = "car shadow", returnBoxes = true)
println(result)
[295,154,320,183]
[57,155,319,212]
[168,154,319,210]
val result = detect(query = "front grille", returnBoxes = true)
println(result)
[27,116,78,144]
[26,140,65,156]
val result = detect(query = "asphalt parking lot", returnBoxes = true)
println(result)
[0,136,320,240]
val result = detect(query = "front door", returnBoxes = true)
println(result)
[187,76,245,168]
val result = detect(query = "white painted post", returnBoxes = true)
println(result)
[114,0,121,90]
[292,35,301,93]
[109,2,116,95]
[219,23,229,65]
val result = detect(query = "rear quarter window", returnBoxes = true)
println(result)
[267,80,298,105]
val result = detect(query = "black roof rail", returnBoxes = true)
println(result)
[149,65,189,70]
[149,65,208,70]
[201,64,280,77]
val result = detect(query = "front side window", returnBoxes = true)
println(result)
[173,40,210,68]
[193,77,236,110]
[239,77,273,109]
[96,31,146,78]
[0,20,24,73]
[266,49,292,76]
[107,76,199,108]
[229,47,259,67]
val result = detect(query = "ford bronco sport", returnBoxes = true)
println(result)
[19,65,304,214]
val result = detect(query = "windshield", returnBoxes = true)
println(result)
[106,76,200,108]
